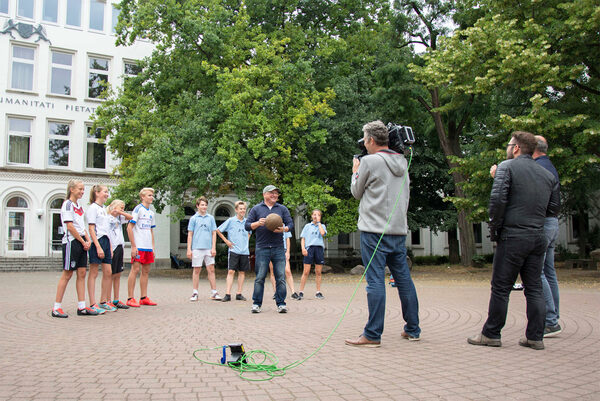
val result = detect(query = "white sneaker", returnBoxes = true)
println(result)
[210,292,222,300]
[190,293,198,302]
[277,305,288,313]
[251,304,261,313]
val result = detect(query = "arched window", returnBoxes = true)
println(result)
[49,197,64,251]
[215,205,232,227]
[6,196,28,251]
[179,206,196,244]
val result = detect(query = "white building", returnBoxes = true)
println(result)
[1,0,594,268]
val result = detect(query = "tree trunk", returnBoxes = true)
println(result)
[447,228,460,264]
[420,88,475,266]
[577,209,588,258]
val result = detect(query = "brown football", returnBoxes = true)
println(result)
[264,213,283,231]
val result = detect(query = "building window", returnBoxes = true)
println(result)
[66,0,81,27]
[17,0,34,19]
[111,3,119,33]
[215,206,232,227]
[411,230,421,246]
[89,0,105,31]
[7,117,32,165]
[179,206,196,244]
[11,45,35,91]
[88,56,109,98]
[6,196,28,251]
[338,233,350,247]
[48,121,70,167]
[124,60,142,77]
[50,51,73,95]
[86,125,106,169]
[49,197,63,251]
[42,0,58,22]
[1,0,10,14]
[570,214,588,241]
[473,223,482,244]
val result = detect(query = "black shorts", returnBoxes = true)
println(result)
[111,245,124,274]
[303,246,325,265]
[228,252,250,272]
[89,235,112,264]
[62,238,88,271]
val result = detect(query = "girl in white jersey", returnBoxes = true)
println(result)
[52,179,99,317]
[107,199,133,309]
[87,185,115,313]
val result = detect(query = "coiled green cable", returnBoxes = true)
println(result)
[193,148,414,381]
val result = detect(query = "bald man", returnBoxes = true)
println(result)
[533,136,562,338]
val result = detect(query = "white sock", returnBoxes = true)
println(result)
[54,302,61,310]
[78,301,86,310]
[192,289,198,295]
[211,289,217,295]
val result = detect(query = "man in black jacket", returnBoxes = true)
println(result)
[468,131,560,350]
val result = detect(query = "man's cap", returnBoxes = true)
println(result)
[263,185,280,194]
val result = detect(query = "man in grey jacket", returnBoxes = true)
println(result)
[345,120,421,348]
[468,131,560,350]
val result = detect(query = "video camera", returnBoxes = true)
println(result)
[355,123,415,159]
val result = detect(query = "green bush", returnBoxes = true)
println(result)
[413,255,449,265]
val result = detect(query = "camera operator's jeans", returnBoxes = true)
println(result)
[360,232,420,341]
[252,247,286,307]
[542,217,560,327]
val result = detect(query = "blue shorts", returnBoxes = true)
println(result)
[89,235,113,264]
[303,246,325,265]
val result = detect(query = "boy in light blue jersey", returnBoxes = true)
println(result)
[217,201,251,302]
[187,196,221,301]
[298,209,327,300]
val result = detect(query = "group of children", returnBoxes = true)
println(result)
[51,182,328,317]
[52,180,157,318]
[188,197,327,304]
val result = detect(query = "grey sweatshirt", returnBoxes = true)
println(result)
[351,149,409,235]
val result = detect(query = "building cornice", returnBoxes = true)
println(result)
[0,167,118,185]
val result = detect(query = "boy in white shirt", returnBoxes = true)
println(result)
[126,188,157,307]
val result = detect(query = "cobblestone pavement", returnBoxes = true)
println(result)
[0,271,598,400]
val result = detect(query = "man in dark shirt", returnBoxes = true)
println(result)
[468,131,560,350]
[245,185,294,314]
[533,136,562,337]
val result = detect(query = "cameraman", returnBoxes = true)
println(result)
[345,120,421,348]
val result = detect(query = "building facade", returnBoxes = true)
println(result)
[1,0,594,267]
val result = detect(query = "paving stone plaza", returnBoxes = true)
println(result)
[1,270,598,400]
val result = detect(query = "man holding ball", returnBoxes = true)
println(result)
[245,185,294,314]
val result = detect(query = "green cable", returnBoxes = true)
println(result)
[193,148,414,381]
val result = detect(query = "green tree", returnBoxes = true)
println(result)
[411,0,600,256]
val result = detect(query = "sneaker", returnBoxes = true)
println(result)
[277,305,288,313]
[90,304,106,314]
[99,302,117,312]
[139,297,157,306]
[51,308,68,318]
[297,292,304,300]
[467,333,501,347]
[519,337,545,350]
[512,283,524,291]
[126,298,140,307]
[544,324,562,338]
[77,307,100,316]
[112,300,130,309]
[210,292,222,301]
[315,292,324,299]
[222,294,231,302]
[190,293,199,302]
[291,292,299,300]
[401,331,421,341]
[251,304,261,313]
[236,294,247,301]
[272,294,276,300]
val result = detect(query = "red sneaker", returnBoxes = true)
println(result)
[139,297,157,306]
[126,298,140,307]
